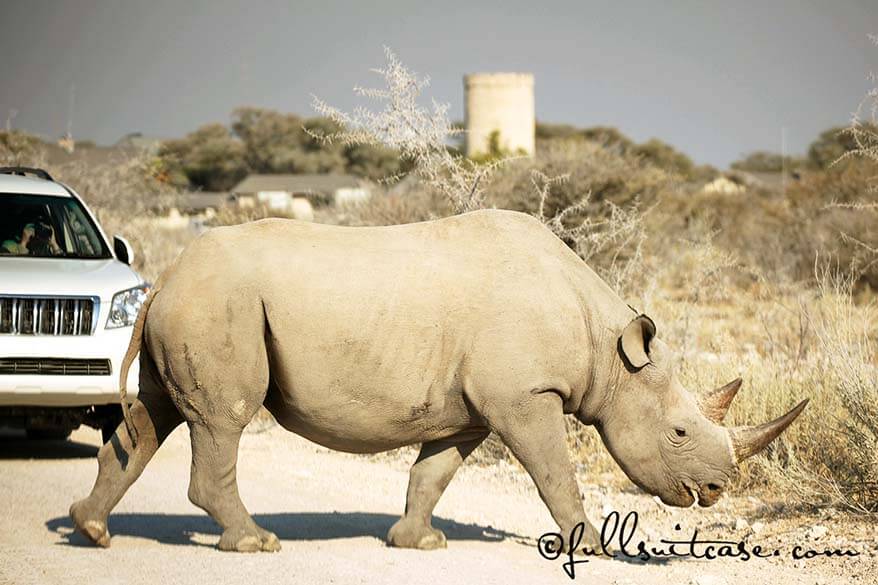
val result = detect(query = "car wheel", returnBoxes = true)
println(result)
[26,427,72,441]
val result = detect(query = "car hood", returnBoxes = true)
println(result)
[0,257,142,299]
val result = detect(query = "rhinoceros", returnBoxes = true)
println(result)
[70,209,806,553]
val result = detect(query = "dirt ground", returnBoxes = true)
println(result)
[0,422,875,585]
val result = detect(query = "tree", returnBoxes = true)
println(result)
[806,125,875,169]
[158,124,247,191]
[631,138,694,178]
[536,122,582,140]
[231,107,347,174]
[231,106,298,172]
[579,126,635,153]
[731,151,803,173]
[158,106,411,191]
[536,123,634,153]
[344,142,404,180]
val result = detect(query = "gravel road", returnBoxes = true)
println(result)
[0,423,874,585]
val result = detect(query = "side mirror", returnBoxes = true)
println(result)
[113,235,135,266]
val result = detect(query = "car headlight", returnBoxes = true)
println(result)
[106,285,150,329]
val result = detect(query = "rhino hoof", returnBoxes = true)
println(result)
[259,530,282,552]
[387,518,447,550]
[69,500,111,548]
[218,526,281,553]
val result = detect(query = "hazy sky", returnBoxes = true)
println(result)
[1,0,876,167]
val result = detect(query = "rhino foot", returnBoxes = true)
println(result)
[69,499,111,548]
[387,518,447,550]
[218,525,281,553]
[564,521,612,557]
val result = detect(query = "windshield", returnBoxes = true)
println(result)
[0,194,111,259]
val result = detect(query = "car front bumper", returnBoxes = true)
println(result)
[0,326,140,407]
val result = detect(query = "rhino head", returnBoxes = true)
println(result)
[587,314,808,508]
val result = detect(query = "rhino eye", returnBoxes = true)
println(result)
[674,428,687,438]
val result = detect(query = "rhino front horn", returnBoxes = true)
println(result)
[730,399,809,463]
[701,377,742,423]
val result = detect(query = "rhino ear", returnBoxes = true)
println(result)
[618,314,656,371]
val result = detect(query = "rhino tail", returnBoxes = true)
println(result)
[118,282,161,447]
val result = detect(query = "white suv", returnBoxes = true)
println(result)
[0,167,145,442]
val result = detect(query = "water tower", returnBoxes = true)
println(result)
[464,73,535,157]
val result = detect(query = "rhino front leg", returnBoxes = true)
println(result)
[387,430,489,550]
[487,392,603,553]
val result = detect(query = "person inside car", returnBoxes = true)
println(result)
[1,216,62,256]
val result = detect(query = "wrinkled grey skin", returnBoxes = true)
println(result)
[70,210,804,553]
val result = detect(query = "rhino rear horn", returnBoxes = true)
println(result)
[730,399,809,463]
[700,378,742,423]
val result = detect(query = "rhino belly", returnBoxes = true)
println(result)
[262,318,477,453]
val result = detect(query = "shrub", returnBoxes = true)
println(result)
[486,139,672,294]
[731,150,805,173]
[808,125,870,170]
[0,130,46,166]
[630,137,695,179]
[786,160,878,289]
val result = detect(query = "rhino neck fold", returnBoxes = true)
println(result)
[568,263,641,427]
[574,325,624,426]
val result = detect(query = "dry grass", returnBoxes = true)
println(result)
[752,268,878,513]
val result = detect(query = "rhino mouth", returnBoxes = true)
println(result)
[680,479,699,508]
[679,479,726,508]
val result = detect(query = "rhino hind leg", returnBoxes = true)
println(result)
[144,289,277,551]
[186,422,280,552]
[173,358,277,552]
[70,365,184,547]
[387,431,489,550]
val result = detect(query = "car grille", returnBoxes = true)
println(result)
[0,296,97,336]
[0,357,112,376]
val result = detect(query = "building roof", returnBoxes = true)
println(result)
[232,174,364,195]
[175,191,231,211]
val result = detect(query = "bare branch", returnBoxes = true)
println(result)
[310,47,512,213]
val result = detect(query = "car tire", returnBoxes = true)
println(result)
[26,428,72,441]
